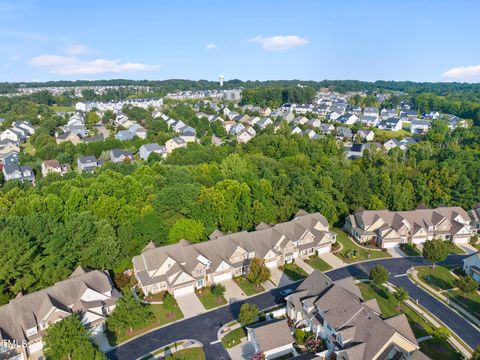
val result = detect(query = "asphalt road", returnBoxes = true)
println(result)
[106,255,479,360]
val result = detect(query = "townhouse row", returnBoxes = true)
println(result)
[133,211,336,297]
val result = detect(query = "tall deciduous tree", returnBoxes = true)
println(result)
[43,314,106,360]
[369,265,388,287]
[239,303,259,325]
[106,291,153,333]
[422,239,448,269]
[455,276,478,298]
[247,258,271,286]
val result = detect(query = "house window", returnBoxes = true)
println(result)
[197,279,204,287]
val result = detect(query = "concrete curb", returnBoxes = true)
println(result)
[135,339,203,360]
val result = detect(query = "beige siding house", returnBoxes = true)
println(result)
[0,267,119,359]
[286,271,430,360]
[345,207,472,249]
[133,211,336,297]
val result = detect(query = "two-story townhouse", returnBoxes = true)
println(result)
[345,207,472,248]
[286,271,429,360]
[0,267,119,360]
[133,211,336,297]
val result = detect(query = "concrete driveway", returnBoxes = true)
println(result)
[175,292,205,318]
[387,246,408,258]
[319,252,345,269]
[459,243,477,255]
[270,267,295,287]
[223,279,248,303]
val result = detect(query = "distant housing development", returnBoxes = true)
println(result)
[345,207,472,248]
[133,211,336,297]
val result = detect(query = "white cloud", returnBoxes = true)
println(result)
[65,44,95,55]
[248,35,308,51]
[442,64,480,80]
[205,43,217,50]
[30,54,160,75]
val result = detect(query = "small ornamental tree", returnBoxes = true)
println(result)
[211,283,226,298]
[433,326,450,340]
[252,353,265,360]
[239,303,259,325]
[455,275,478,298]
[369,265,388,287]
[471,345,480,360]
[106,291,154,333]
[247,258,271,286]
[394,287,409,304]
[163,293,177,316]
[422,239,448,269]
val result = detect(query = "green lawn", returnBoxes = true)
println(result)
[164,348,206,360]
[358,282,461,359]
[416,266,480,321]
[334,228,391,263]
[222,327,246,348]
[234,277,264,296]
[400,244,422,256]
[306,256,332,272]
[196,287,227,310]
[109,302,184,345]
[279,263,308,280]
[446,242,466,254]
[419,338,463,360]
[416,266,456,291]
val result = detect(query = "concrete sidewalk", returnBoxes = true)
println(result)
[410,269,480,331]
[405,299,472,357]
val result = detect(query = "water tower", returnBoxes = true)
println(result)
[218,74,224,87]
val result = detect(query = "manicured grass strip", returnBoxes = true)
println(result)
[358,282,462,359]
[234,277,264,296]
[416,266,456,291]
[306,256,332,272]
[164,348,206,360]
[400,244,422,256]
[279,263,308,281]
[420,338,463,360]
[109,302,184,345]
[222,327,246,348]
[196,288,227,310]
[446,242,466,254]
[333,228,390,263]
[417,266,480,318]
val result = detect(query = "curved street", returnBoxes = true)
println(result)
[106,255,479,360]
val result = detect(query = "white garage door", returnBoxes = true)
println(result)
[412,238,425,245]
[213,272,232,283]
[454,237,469,244]
[317,246,330,255]
[90,323,104,335]
[266,260,277,268]
[173,284,195,297]
[28,340,43,354]
[383,241,399,249]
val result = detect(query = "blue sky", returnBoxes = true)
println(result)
[1,0,479,83]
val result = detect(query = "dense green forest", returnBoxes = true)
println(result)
[240,86,317,107]
[0,120,479,303]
